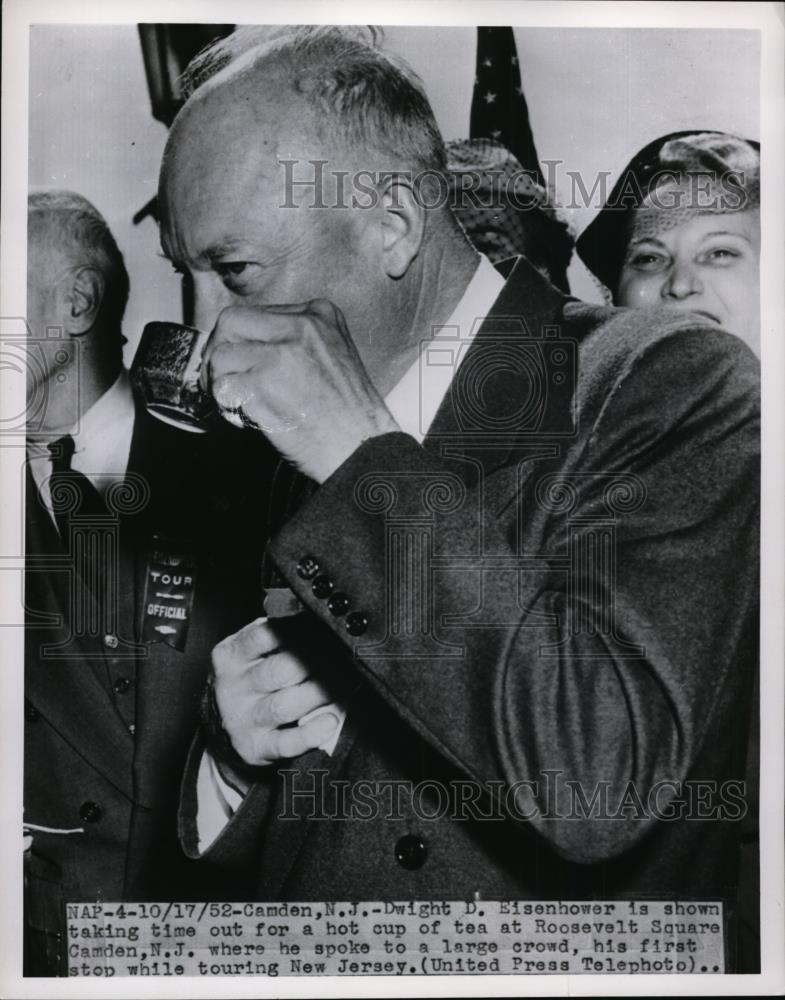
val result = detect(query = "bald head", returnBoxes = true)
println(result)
[173,26,447,175]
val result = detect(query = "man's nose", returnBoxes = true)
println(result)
[190,275,234,333]
[662,260,702,301]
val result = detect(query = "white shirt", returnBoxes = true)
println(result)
[386,254,505,443]
[27,370,136,516]
[197,254,506,849]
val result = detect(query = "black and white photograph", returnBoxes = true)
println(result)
[1,1,783,996]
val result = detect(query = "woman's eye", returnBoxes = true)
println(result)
[705,247,740,263]
[627,251,668,271]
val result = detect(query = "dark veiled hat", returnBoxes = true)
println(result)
[576,130,760,293]
[446,137,574,292]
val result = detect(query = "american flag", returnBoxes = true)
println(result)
[470,27,545,187]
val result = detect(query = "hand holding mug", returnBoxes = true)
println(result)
[200,299,399,483]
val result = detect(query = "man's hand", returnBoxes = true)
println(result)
[211,617,342,767]
[201,300,400,483]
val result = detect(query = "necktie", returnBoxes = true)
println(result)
[47,435,108,543]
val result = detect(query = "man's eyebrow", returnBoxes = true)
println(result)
[158,239,258,270]
[200,239,256,262]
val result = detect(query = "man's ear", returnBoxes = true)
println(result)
[379,174,427,279]
[66,266,104,335]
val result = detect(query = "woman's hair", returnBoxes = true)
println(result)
[576,130,760,296]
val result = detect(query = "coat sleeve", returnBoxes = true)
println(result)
[267,326,760,864]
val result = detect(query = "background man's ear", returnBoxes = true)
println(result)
[380,176,426,279]
[66,266,104,335]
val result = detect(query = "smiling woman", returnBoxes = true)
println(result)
[576,131,761,355]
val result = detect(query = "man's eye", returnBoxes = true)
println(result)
[215,262,259,292]
[216,262,250,278]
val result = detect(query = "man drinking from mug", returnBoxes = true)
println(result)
[161,27,759,969]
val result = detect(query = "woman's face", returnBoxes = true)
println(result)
[616,209,760,354]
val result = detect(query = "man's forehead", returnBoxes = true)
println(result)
[160,178,285,261]
[159,141,328,266]
[172,69,324,152]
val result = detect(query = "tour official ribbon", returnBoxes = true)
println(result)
[142,537,197,650]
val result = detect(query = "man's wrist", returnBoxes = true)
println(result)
[310,408,400,484]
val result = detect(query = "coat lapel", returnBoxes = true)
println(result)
[24,464,135,795]
[425,256,571,479]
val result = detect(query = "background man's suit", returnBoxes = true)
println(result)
[181,258,759,971]
[24,395,272,975]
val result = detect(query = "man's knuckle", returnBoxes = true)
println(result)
[210,341,234,367]
[215,304,241,330]
[307,297,334,315]
[211,641,229,673]
[257,729,280,762]
[267,692,286,724]
[252,696,271,727]
[212,372,236,405]
[236,735,260,765]
[270,657,293,688]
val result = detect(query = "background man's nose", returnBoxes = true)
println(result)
[662,260,702,301]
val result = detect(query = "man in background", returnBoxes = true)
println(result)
[23,191,270,975]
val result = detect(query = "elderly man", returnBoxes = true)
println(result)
[23,191,271,974]
[161,28,758,967]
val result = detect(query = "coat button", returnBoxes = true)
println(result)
[327,592,350,617]
[79,801,103,823]
[345,611,368,636]
[395,834,427,870]
[296,555,320,580]
[25,702,39,721]
[113,677,132,694]
[311,575,334,599]
[103,633,119,649]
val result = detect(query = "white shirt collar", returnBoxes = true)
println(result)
[70,368,136,480]
[384,254,505,442]
[27,369,136,511]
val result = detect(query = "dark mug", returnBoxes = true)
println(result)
[131,321,217,432]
